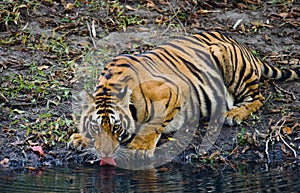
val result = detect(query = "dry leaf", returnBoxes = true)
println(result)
[250,22,273,28]
[198,9,221,14]
[281,144,291,156]
[168,137,177,141]
[32,146,45,157]
[0,158,9,167]
[229,146,239,157]
[146,0,155,7]
[125,5,135,11]
[28,140,39,146]
[264,34,271,41]
[242,145,250,153]
[279,12,289,19]
[77,0,88,3]
[65,3,75,10]
[26,166,36,171]
[282,126,292,135]
[158,167,169,172]
[38,65,49,70]
[91,20,96,38]
[209,150,219,160]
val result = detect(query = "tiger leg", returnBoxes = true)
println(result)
[127,79,184,158]
[127,102,181,158]
[225,93,264,126]
[69,133,93,151]
[127,131,161,158]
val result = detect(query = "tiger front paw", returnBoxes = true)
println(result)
[124,147,155,160]
[69,133,92,151]
[225,107,246,126]
[126,141,156,159]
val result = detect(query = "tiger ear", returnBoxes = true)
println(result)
[78,90,94,110]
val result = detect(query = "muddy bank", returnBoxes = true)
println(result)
[0,0,299,169]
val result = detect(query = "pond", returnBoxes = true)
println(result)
[1,162,299,192]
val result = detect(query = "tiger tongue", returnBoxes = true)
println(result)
[100,157,116,166]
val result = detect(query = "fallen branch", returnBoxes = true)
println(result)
[271,81,296,100]
[265,138,270,163]
[0,93,9,103]
[86,20,97,49]
[265,116,298,163]
[278,130,297,158]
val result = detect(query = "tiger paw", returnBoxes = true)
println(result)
[136,148,155,159]
[126,141,156,159]
[225,107,246,126]
[69,133,92,151]
[125,148,155,160]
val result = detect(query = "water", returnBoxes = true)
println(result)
[0,162,299,192]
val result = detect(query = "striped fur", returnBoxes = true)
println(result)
[71,31,300,162]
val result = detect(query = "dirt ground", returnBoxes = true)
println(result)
[0,0,300,169]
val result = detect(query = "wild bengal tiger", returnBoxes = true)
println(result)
[70,31,299,167]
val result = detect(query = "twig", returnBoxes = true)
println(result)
[271,81,296,100]
[277,120,298,158]
[3,102,35,107]
[155,24,172,45]
[86,20,97,49]
[265,54,291,58]
[167,2,187,35]
[0,93,9,103]
[155,2,187,44]
[265,116,298,163]
[265,138,270,163]
[278,131,297,158]
[265,117,283,163]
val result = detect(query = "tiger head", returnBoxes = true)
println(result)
[77,88,136,166]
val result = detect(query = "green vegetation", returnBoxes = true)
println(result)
[0,0,124,152]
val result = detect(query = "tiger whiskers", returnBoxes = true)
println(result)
[115,148,129,167]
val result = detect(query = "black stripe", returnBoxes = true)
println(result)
[154,49,202,124]
[160,49,203,123]
[278,69,292,81]
[116,63,131,67]
[204,32,224,42]
[165,89,172,109]
[83,116,88,131]
[199,86,211,116]
[129,104,138,121]
[193,34,213,45]
[165,42,191,56]
[144,50,192,90]
[177,55,206,84]
[120,133,136,146]
[263,63,270,77]
[176,35,210,47]
[227,45,238,86]
[270,65,278,79]
[118,75,133,83]
[122,54,141,63]
[238,80,259,102]
[97,108,114,115]
[232,52,247,92]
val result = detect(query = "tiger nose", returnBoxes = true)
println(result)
[102,149,113,157]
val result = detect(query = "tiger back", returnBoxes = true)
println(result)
[71,31,300,166]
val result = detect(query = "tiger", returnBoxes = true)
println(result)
[70,31,300,167]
